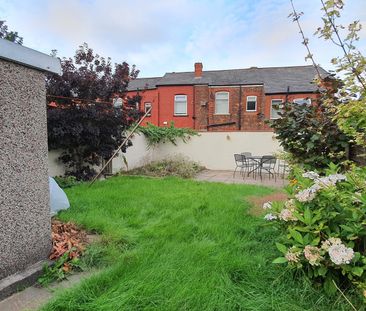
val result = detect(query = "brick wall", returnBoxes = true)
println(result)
[128,86,319,132]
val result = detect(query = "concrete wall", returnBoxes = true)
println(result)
[49,131,282,175]
[0,59,51,280]
[151,132,281,170]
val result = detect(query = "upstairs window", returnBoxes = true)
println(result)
[144,102,152,116]
[293,98,311,105]
[174,95,187,115]
[246,96,257,111]
[215,92,229,114]
[271,99,283,119]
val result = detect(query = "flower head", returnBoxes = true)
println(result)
[279,208,297,221]
[262,201,272,210]
[304,245,322,266]
[302,171,319,180]
[328,243,354,265]
[285,248,301,263]
[295,187,317,202]
[264,213,277,221]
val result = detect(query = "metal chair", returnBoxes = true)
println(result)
[260,156,277,181]
[233,154,255,178]
[277,160,290,179]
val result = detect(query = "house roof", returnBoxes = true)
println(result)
[0,38,61,74]
[127,65,330,94]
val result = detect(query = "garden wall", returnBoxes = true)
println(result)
[49,132,281,175]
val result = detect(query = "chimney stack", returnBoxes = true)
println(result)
[194,62,203,78]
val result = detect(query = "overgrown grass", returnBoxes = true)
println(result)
[122,156,205,179]
[41,176,354,310]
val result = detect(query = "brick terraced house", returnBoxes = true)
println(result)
[126,63,329,131]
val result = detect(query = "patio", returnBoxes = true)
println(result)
[195,169,288,188]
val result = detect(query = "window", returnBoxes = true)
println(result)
[246,96,257,111]
[271,99,283,119]
[293,98,311,105]
[144,103,152,116]
[174,95,187,116]
[215,92,229,114]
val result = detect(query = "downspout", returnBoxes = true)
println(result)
[192,86,196,129]
[157,90,160,126]
[238,85,242,130]
[285,86,290,103]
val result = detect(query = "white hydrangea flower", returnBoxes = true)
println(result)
[262,201,272,210]
[279,208,297,221]
[284,199,295,210]
[302,171,319,180]
[264,213,277,221]
[328,243,354,265]
[285,248,301,263]
[304,245,322,266]
[295,187,318,202]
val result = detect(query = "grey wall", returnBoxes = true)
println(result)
[0,59,51,280]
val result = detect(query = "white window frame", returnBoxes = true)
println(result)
[271,99,283,119]
[246,96,257,111]
[144,102,152,116]
[214,92,230,115]
[174,95,188,116]
[293,98,311,105]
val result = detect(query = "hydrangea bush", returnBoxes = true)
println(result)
[266,164,366,297]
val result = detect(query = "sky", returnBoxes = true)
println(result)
[1,0,365,77]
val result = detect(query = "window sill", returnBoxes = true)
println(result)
[245,110,257,112]
[174,114,189,117]
[213,113,230,116]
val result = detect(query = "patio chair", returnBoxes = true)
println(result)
[233,154,255,178]
[277,160,290,179]
[259,156,277,181]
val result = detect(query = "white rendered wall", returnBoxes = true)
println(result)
[48,132,282,175]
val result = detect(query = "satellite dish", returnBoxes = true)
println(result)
[113,97,123,108]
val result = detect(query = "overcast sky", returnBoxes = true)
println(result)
[1,0,365,77]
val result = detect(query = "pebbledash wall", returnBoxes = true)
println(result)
[0,39,61,296]
[48,131,282,175]
[0,39,61,299]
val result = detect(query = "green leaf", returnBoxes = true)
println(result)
[275,243,287,254]
[304,208,312,225]
[318,266,327,276]
[324,276,337,295]
[351,267,363,277]
[272,257,288,264]
[289,229,304,245]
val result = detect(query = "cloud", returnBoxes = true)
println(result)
[1,0,365,76]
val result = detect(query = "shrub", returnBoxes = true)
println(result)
[264,163,366,298]
[53,176,80,189]
[122,156,204,179]
[138,122,198,148]
[269,99,350,170]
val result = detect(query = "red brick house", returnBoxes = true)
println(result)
[126,63,329,131]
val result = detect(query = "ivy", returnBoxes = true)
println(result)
[138,122,198,148]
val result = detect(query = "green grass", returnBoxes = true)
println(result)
[41,176,354,311]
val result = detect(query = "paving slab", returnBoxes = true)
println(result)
[195,170,287,188]
[0,271,93,311]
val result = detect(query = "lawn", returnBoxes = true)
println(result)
[42,176,351,310]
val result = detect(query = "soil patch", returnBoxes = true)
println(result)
[247,191,288,216]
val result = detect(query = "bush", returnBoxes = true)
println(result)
[122,156,205,179]
[264,163,366,298]
[269,100,350,170]
[138,122,198,148]
[54,176,80,188]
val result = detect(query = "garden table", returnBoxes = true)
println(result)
[245,156,263,177]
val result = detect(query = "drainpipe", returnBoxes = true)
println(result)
[193,86,196,129]
[238,86,242,130]
[285,86,290,103]
[157,90,160,126]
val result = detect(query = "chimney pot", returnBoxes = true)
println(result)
[194,62,203,78]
